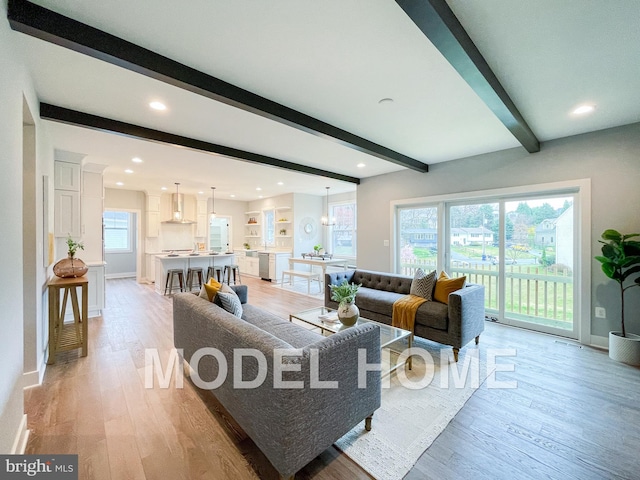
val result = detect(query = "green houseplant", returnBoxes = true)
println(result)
[595,229,640,364]
[329,280,361,326]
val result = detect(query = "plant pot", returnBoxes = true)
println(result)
[338,301,359,327]
[609,331,640,366]
[53,254,88,278]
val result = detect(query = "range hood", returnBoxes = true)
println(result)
[162,183,196,224]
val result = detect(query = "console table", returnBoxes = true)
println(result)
[47,276,88,364]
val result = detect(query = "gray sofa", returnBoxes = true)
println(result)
[325,269,485,361]
[173,286,381,480]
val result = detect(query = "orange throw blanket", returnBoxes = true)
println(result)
[392,294,427,331]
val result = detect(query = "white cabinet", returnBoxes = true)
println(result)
[86,264,105,318]
[146,254,157,282]
[269,252,291,283]
[54,189,81,237]
[54,161,81,191]
[147,195,161,212]
[234,250,259,277]
[147,211,160,238]
[196,214,208,238]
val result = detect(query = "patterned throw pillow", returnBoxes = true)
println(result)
[217,291,243,318]
[433,271,466,304]
[410,268,437,300]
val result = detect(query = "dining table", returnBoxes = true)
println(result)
[288,256,349,288]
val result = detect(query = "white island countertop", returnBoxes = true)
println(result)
[156,252,235,259]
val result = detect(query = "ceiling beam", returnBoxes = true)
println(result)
[8,0,429,173]
[40,103,361,184]
[396,0,540,153]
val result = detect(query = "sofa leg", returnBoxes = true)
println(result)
[453,348,459,362]
[365,414,373,432]
[475,335,480,345]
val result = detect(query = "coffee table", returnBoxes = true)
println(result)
[289,306,413,376]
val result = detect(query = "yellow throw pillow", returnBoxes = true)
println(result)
[203,278,222,302]
[433,271,466,304]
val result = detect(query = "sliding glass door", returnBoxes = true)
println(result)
[396,191,579,339]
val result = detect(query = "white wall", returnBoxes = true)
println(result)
[357,122,640,339]
[0,2,49,451]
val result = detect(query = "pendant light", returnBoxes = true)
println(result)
[210,186,216,218]
[321,186,335,226]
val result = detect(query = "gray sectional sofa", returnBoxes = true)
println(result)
[325,269,485,361]
[173,286,381,480]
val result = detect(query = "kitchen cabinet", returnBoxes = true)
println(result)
[86,263,105,318]
[234,249,259,277]
[54,189,81,237]
[196,214,208,238]
[147,195,161,212]
[54,161,81,191]
[147,211,160,238]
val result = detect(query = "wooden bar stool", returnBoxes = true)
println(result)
[206,266,223,283]
[186,267,204,291]
[164,268,185,295]
[223,264,242,285]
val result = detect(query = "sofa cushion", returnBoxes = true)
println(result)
[410,268,436,300]
[353,270,412,294]
[242,304,323,348]
[433,271,466,304]
[200,278,222,301]
[356,287,405,318]
[415,300,449,330]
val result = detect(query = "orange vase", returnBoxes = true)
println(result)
[53,254,88,278]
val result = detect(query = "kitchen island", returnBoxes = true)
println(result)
[154,253,235,294]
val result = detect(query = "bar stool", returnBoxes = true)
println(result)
[164,268,185,295]
[206,266,223,283]
[223,265,242,285]
[186,267,204,291]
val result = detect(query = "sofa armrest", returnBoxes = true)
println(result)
[448,284,485,348]
[324,269,355,307]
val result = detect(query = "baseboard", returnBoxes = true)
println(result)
[105,272,136,279]
[23,354,47,389]
[590,335,608,350]
[11,414,29,454]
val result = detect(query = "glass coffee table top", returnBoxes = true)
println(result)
[290,306,412,349]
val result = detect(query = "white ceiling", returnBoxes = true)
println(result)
[13,0,640,199]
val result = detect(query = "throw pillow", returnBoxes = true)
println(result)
[410,268,436,300]
[199,278,222,302]
[433,271,466,304]
[217,291,243,318]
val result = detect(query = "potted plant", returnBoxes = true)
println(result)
[53,235,88,278]
[595,229,640,365]
[313,244,324,255]
[329,280,361,326]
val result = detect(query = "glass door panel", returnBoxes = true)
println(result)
[503,196,575,335]
[448,202,499,314]
[397,206,438,276]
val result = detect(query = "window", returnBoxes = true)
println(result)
[263,209,275,246]
[104,211,132,252]
[329,202,356,257]
[396,206,438,276]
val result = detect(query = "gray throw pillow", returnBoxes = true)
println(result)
[217,291,243,318]
[410,268,436,300]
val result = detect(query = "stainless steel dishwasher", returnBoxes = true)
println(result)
[258,252,270,280]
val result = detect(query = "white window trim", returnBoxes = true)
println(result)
[104,210,134,254]
[328,200,357,259]
[390,179,591,344]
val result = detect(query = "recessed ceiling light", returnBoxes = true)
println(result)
[124,169,133,174]
[277,181,284,186]
[132,157,143,163]
[230,194,236,198]
[378,98,394,105]
[161,186,168,191]
[198,191,204,195]
[357,163,366,168]
[149,101,167,111]
[572,104,595,115]
[116,182,124,186]
[256,187,262,191]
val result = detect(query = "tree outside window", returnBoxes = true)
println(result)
[329,203,356,257]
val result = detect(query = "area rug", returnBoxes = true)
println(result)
[274,279,324,299]
[335,338,493,480]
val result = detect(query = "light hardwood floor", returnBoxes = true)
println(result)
[26,277,639,479]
